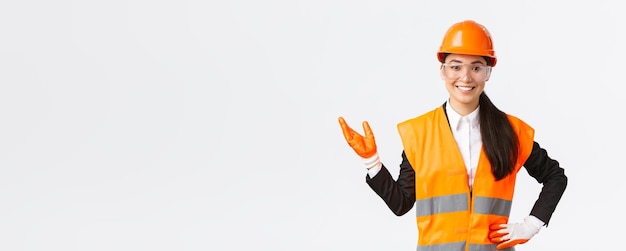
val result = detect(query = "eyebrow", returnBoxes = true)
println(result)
[448,59,486,65]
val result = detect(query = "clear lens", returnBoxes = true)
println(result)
[442,63,491,81]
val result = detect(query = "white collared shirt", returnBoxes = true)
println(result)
[445,100,482,189]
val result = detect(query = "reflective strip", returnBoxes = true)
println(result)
[469,243,514,251]
[416,242,514,251]
[416,241,465,251]
[415,194,468,217]
[473,196,512,216]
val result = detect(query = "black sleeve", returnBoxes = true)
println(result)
[365,151,416,216]
[523,141,568,226]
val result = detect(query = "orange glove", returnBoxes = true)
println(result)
[338,117,382,171]
[338,116,377,158]
[489,216,544,250]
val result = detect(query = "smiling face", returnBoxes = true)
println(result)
[440,53,491,115]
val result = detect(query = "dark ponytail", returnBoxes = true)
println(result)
[479,92,518,180]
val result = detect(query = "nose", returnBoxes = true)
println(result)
[458,70,473,82]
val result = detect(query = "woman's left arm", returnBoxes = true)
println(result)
[523,141,568,226]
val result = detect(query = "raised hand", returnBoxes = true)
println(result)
[338,116,377,158]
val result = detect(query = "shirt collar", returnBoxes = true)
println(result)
[446,100,480,131]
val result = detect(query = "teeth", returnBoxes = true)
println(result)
[457,86,473,91]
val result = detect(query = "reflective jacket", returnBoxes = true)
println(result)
[397,105,535,251]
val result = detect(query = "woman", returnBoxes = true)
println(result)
[338,20,567,251]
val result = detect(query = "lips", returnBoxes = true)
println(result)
[456,85,475,91]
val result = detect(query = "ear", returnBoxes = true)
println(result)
[440,65,446,80]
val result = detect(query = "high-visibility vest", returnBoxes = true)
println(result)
[397,106,535,251]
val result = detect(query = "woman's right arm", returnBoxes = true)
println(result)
[365,151,416,216]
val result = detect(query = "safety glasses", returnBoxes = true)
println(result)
[442,63,491,81]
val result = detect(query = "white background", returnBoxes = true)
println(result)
[0,0,622,250]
